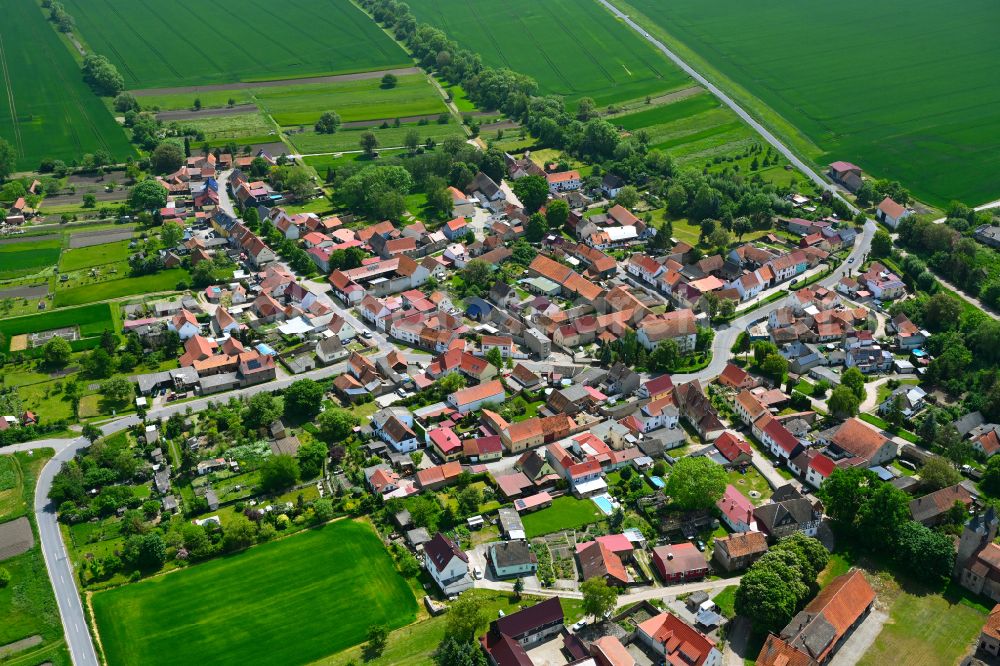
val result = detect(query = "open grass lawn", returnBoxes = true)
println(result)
[53,268,188,306]
[62,0,410,89]
[711,585,737,618]
[0,239,63,280]
[93,521,416,666]
[259,75,447,126]
[0,302,115,350]
[727,467,772,505]
[288,122,463,154]
[409,0,689,107]
[57,240,130,273]
[0,451,70,666]
[0,0,133,170]
[620,0,1000,207]
[522,496,604,538]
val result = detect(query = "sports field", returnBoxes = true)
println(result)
[408,0,690,107]
[61,0,411,89]
[91,520,417,666]
[0,238,62,279]
[0,0,133,170]
[52,268,187,307]
[620,0,1000,206]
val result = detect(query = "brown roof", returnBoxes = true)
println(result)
[450,379,505,407]
[983,605,1000,642]
[830,418,890,461]
[909,484,973,524]
[577,541,628,585]
[716,531,767,559]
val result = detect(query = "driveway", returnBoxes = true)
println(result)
[827,609,888,666]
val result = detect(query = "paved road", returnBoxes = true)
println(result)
[597,0,850,206]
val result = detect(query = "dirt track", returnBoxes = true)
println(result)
[132,66,423,96]
[68,228,134,248]
[0,284,48,300]
[156,104,259,121]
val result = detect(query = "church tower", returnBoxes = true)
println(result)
[955,506,998,577]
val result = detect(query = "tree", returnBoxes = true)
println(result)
[128,179,167,211]
[983,457,1000,497]
[381,73,398,88]
[828,385,860,419]
[404,129,421,153]
[512,175,548,213]
[545,199,569,230]
[665,457,727,510]
[760,353,788,382]
[82,193,97,208]
[222,515,257,552]
[841,367,865,400]
[317,408,358,443]
[446,591,488,640]
[513,576,525,600]
[243,393,279,431]
[871,229,892,258]
[581,576,618,621]
[426,179,453,219]
[0,138,15,180]
[84,348,112,378]
[525,212,548,243]
[314,110,341,134]
[360,131,379,157]
[82,423,102,443]
[0,567,9,588]
[457,485,482,515]
[151,142,184,174]
[297,439,327,479]
[649,340,680,372]
[122,533,166,571]
[894,521,955,580]
[576,97,597,121]
[461,260,493,295]
[485,346,503,370]
[283,379,323,422]
[735,552,810,633]
[614,185,639,210]
[365,624,389,659]
[923,293,962,333]
[772,533,828,581]
[433,636,486,666]
[81,54,124,96]
[259,454,299,493]
[101,376,133,406]
[42,336,72,368]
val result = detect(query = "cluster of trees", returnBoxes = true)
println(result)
[81,54,125,97]
[854,178,911,207]
[734,533,828,633]
[664,456,727,510]
[44,0,75,32]
[315,110,342,134]
[897,214,1000,310]
[749,341,789,385]
[818,467,955,580]
[128,179,168,211]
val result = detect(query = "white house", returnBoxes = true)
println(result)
[627,254,665,284]
[168,309,201,340]
[876,197,912,230]
[546,170,581,193]
[733,271,764,301]
[373,407,419,453]
[447,380,506,414]
[424,532,473,596]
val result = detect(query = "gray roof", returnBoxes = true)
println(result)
[955,411,986,437]
[406,527,431,547]
[498,507,525,537]
[490,540,535,569]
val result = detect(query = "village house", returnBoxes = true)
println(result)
[876,197,912,229]
[652,542,709,584]
[546,170,581,192]
[480,597,564,664]
[447,379,506,414]
[636,612,722,666]
[424,532,473,596]
[713,531,768,573]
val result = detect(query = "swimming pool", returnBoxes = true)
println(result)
[592,494,616,515]
[649,475,665,489]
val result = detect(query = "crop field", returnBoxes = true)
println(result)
[289,121,464,155]
[165,113,276,142]
[57,240,130,273]
[53,268,187,307]
[614,91,755,165]
[0,0,133,170]
[92,520,417,666]
[259,75,449,126]
[408,0,690,107]
[61,0,411,89]
[620,0,1000,206]
[0,303,115,349]
[0,238,62,279]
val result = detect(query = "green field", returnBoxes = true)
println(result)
[614,91,756,166]
[259,75,448,126]
[167,113,276,142]
[57,240,130,272]
[0,0,133,170]
[53,269,187,306]
[62,0,411,89]
[289,121,464,155]
[408,0,690,107]
[0,239,63,279]
[522,496,605,538]
[620,0,1000,206]
[91,520,417,666]
[0,302,115,348]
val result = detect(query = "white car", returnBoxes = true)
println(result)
[473,567,483,580]
[572,620,587,632]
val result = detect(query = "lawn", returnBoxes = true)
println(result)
[0,0,133,170]
[287,121,463,154]
[0,239,63,279]
[91,520,417,666]
[57,240,131,272]
[522,496,604,538]
[0,302,115,349]
[858,582,987,666]
[618,0,1000,207]
[726,467,772,505]
[53,269,188,306]
[711,585,737,618]
[408,0,690,107]
[61,0,410,89]
[0,450,71,666]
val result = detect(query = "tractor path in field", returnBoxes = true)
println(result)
[130,66,423,96]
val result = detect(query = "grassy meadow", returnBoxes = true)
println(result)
[408,0,690,107]
[0,239,63,279]
[620,0,1000,206]
[52,268,188,306]
[91,520,417,666]
[0,0,132,169]
[0,302,116,349]
[62,0,411,89]
[289,121,463,155]
[57,239,131,273]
